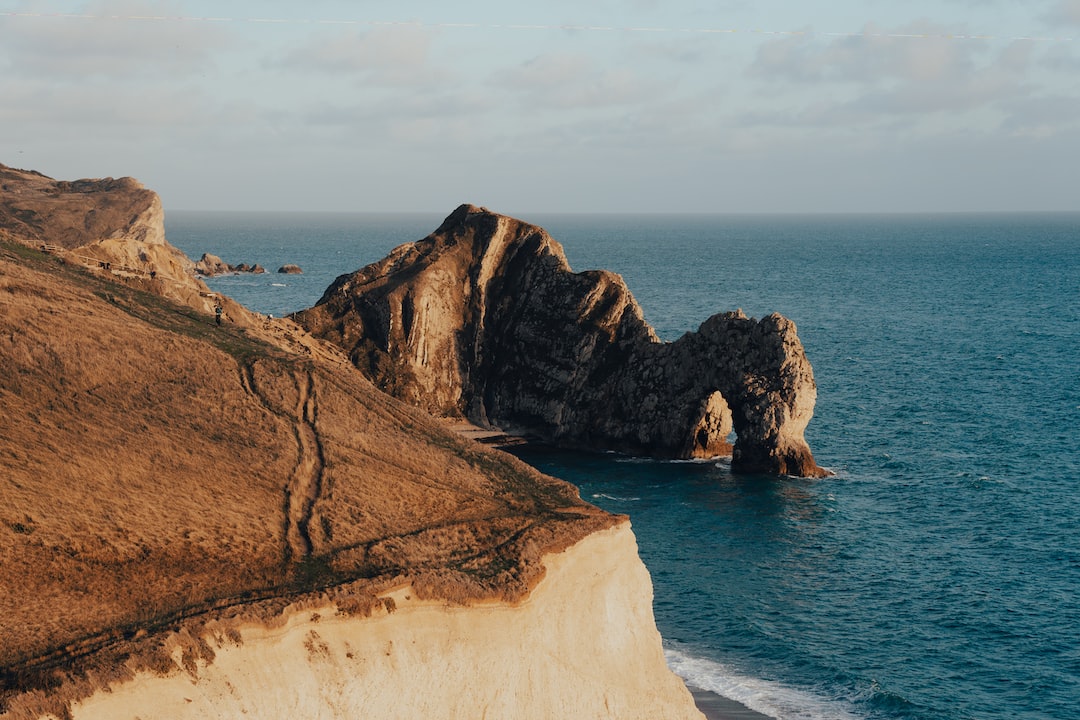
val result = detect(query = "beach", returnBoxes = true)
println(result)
[692,688,773,720]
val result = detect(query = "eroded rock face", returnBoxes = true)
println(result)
[295,204,828,477]
[0,163,208,309]
[1,208,624,713]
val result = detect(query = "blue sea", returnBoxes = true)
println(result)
[166,210,1080,720]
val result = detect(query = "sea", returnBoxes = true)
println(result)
[165,210,1080,720]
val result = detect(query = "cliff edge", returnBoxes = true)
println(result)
[295,204,828,477]
[45,524,699,720]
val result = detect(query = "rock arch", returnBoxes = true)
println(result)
[295,205,828,477]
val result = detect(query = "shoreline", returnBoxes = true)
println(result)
[448,420,774,720]
[690,686,774,720]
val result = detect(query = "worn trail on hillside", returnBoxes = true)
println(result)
[239,363,326,564]
[286,369,325,559]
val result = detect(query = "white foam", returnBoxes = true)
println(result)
[614,456,721,465]
[591,493,640,502]
[664,646,864,720]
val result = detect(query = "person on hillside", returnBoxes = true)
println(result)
[215,303,223,326]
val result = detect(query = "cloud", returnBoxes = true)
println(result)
[492,51,661,110]
[304,87,492,124]
[744,20,1042,128]
[1045,0,1080,26]
[750,21,997,85]
[1040,42,1080,71]
[0,72,259,141]
[277,24,446,87]
[1000,94,1080,137]
[0,0,226,80]
[632,34,716,65]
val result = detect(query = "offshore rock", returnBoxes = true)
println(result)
[194,253,267,276]
[194,252,231,276]
[295,204,828,477]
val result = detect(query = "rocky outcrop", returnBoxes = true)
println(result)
[0,164,164,249]
[194,253,267,276]
[295,204,827,477]
[278,264,303,274]
[1,167,705,719]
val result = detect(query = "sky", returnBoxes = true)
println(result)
[2,0,1079,213]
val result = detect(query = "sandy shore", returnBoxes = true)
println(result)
[691,687,774,720]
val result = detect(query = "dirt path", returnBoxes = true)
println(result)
[284,370,325,560]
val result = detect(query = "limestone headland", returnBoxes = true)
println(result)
[294,204,828,477]
[0,167,704,719]
[0,163,215,312]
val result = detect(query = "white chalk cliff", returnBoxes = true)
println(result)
[63,524,700,720]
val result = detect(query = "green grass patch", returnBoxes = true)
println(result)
[96,289,279,364]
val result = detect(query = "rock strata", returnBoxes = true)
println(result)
[295,204,828,477]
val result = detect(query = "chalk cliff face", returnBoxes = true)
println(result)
[51,525,700,720]
[295,204,827,477]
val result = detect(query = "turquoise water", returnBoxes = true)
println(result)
[166,211,1080,720]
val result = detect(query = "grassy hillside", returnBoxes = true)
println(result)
[0,240,616,711]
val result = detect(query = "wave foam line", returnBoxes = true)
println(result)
[665,647,864,720]
[0,12,1075,43]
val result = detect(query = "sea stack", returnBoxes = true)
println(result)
[294,204,828,477]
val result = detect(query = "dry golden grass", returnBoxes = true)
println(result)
[0,240,616,711]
